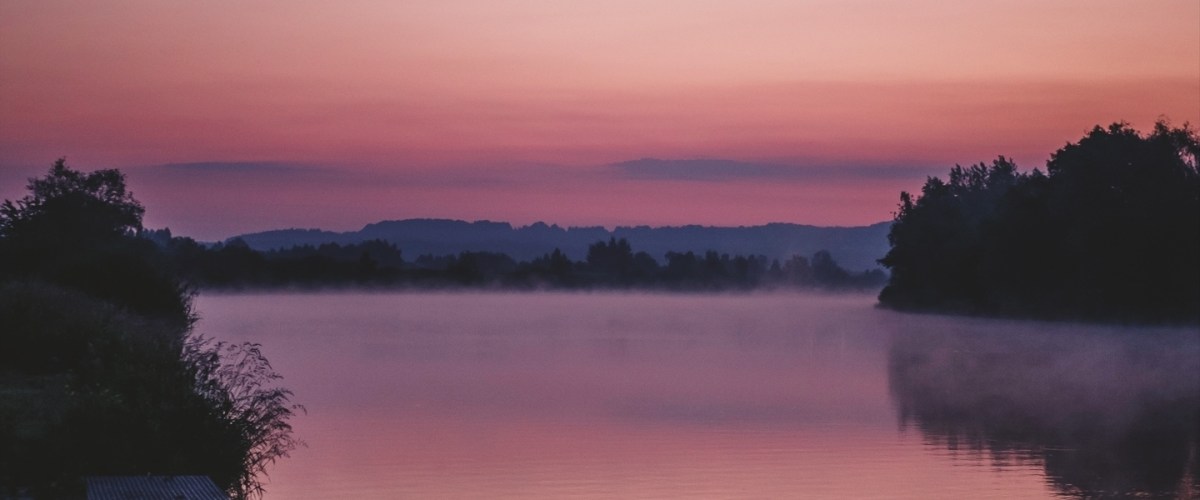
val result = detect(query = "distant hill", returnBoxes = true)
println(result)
[230,219,892,271]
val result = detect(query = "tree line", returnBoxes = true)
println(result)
[0,160,301,498]
[879,121,1200,323]
[145,230,887,291]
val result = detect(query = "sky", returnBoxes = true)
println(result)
[2,0,1198,240]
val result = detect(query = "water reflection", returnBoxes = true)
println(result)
[196,292,1196,499]
[888,322,1200,498]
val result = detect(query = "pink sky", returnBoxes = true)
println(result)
[2,1,1198,240]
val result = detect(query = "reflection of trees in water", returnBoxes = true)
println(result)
[888,326,1200,498]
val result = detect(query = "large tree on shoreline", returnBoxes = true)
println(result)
[879,121,1200,322]
[0,160,301,499]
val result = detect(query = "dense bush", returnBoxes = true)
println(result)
[0,160,301,498]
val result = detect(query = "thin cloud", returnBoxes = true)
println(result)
[152,161,324,175]
[610,158,941,183]
[131,161,343,184]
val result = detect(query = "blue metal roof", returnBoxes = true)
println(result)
[85,476,227,500]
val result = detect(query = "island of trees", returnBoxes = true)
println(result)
[879,121,1200,323]
[0,161,302,498]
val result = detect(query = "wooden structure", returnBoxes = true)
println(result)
[85,476,227,500]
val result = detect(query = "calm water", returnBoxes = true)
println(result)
[193,292,1200,499]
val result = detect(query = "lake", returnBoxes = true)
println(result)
[193,292,1199,499]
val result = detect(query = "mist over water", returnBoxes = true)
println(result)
[194,292,1199,499]
[888,315,1200,498]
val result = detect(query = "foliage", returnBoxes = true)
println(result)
[155,234,886,291]
[0,161,301,499]
[0,158,143,241]
[0,159,191,324]
[879,121,1200,322]
[584,237,658,284]
[184,338,304,499]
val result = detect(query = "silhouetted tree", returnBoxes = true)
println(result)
[445,251,516,284]
[0,159,190,324]
[0,158,143,241]
[879,121,1200,322]
[517,248,578,286]
[781,255,812,284]
[663,251,700,285]
[541,248,574,277]
[586,237,639,284]
[0,160,300,498]
[810,250,851,286]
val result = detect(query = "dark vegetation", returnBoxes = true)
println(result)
[147,231,886,291]
[879,121,1200,323]
[232,218,892,273]
[0,160,301,499]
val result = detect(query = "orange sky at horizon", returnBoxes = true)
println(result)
[2,0,1197,238]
